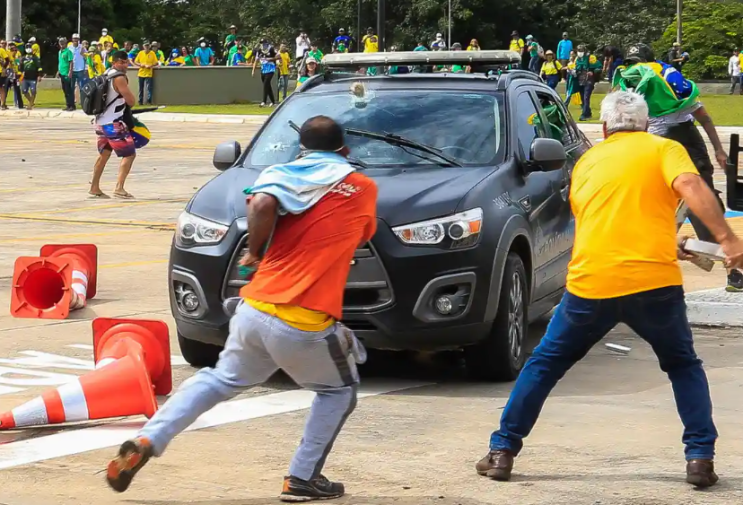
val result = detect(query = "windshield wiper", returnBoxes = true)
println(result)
[344,128,462,167]
[287,120,368,169]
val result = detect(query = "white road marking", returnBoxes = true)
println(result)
[0,380,430,470]
[0,367,78,388]
[0,352,94,371]
[0,386,23,396]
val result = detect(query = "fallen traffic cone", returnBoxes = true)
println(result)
[93,318,172,395]
[10,244,98,319]
[0,352,157,430]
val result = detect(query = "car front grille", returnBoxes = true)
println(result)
[221,236,394,311]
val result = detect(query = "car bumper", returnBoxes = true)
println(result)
[170,218,497,350]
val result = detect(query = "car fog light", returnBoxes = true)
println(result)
[435,295,454,315]
[182,292,200,312]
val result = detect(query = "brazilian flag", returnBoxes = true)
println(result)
[611,62,700,117]
[130,118,151,149]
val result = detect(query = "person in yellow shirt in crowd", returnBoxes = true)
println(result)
[87,42,106,78]
[539,49,562,89]
[99,29,114,48]
[277,43,291,102]
[0,39,10,110]
[476,91,743,489]
[134,42,158,105]
[5,44,24,109]
[362,27,379,53]
[508,30,525,69]
[467,39,480,51]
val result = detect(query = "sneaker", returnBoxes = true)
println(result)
[106,437,153,493]
[280,475,345,502]
[260,102,266,108]
[686,459,719,488]
[726,269,743,292]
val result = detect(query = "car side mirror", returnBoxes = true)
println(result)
[213,141,242,171]
[529,138,566,172]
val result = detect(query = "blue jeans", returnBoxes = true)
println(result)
[278,74,289,101]
[545,75,559,89]
[138,77,153,104]
[609,57,623,83]
[71,70,88,95]
[580,81,594,119]
[489,286,717,461]
[529,55,540,74]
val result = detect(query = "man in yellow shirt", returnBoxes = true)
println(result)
[362,27,379,53]
[476,91,743,488]
[277,43,291,102]
[508,30,525,68]
[0,40,10,110]
[99,28,114,48]
[28,36,40,57]
[87,42,106,78]
[539,49,562,89]
[134,42,158,105]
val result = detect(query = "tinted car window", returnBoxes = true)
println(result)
[514,91,545,159]
[536,93,577,146]
[245,90,506,168]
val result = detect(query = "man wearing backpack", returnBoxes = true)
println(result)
[89,51,137,199]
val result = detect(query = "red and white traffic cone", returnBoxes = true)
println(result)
[10,244,98,319]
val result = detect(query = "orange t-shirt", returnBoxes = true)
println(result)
[240,172,378,319]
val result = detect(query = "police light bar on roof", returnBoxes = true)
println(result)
[322,50,521,68]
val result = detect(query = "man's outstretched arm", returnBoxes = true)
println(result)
[242,193,279,266]
[693,105,728,170]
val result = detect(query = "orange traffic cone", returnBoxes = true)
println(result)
[0,352,157,430]
[92,318,172,395]
[10,244,98,319]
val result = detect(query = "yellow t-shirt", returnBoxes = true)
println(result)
[509,38,524,53]
[278,52,291,75]
[246,298,335,332]
[31,43,41,58]
[99,35,114,47]
[567,132,699,299]
[135,50,158,78]
[88,53,105,78]
[540,60,562,75]
[363,35,379,53]
[0,48,9,75]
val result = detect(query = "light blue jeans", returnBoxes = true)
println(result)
[138,303,359,480]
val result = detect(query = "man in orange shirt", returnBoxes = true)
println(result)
[106,117,378,502]
[476,91,743,487]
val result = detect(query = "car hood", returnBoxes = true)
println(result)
[188,165,495,227]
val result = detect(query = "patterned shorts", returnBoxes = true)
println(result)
[95,121,136,158]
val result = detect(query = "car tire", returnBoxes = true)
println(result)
[464,252,528,382]
[178,332,222,368]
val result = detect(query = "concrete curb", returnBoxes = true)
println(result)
[0,108,269,124]
[686,288,743,328]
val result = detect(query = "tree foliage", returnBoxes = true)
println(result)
[0,0,735,79]
[656,0,743,80]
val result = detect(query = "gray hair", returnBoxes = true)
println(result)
[600,91,649,134]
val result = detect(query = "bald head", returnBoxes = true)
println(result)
[300,116,345,152]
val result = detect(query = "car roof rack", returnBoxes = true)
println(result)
[495,70,543,89]
[322,50,521,69]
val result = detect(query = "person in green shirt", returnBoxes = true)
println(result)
[572,44,602,121]
[227,37,244,66]
[152,42,165,65]
[224,25,237,58]
[297,57,318,87]
[57,37,75,111]
[181,46,197,66]
[307,43,323,65]
[20,43,42,109]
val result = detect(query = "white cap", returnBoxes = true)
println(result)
[436,33,442,38]
[29,37,36,42]
[72,33,80,39]
[102,28,108,32]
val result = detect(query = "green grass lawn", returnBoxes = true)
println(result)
[28,88,743,125]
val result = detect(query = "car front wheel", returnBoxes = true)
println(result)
[464,252,527,381]
[178,332,222,368]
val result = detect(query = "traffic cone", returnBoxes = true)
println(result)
[0,351,157,430]
[92,318,172,396]
[10,244,98,319]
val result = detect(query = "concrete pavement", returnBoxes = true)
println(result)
[1,119,743,504]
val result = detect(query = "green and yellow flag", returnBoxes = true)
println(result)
[611,62,699,117]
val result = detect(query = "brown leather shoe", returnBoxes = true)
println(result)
[475,450,514,481]
[686,459,719,488]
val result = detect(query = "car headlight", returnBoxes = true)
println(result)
[392,208,483,248]
[176,211,229,247]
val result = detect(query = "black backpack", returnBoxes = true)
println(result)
[80,70,125,116]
